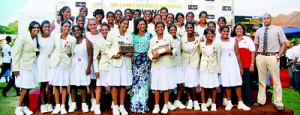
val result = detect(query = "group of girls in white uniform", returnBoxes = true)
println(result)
[12,6,253,115]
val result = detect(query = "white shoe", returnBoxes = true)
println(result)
[68,95,72,106]
[51,104,60,114]
[237,102,251,111]
[119,105,128,115]
[201,103,208,111]
[223,98,228,106]
[111,101,114,109]
[47,104,53,112]
[174,100,186,109]
[225,101,233,111]
[206,98,212,107]
[22,106,33,115]
[186,100,193,109]
[193,101,200,111]
[40,104,48,113]
[211,103,217,111]
[82,103,89,113]
[60,104,67,114]
[112,105,120,115]
[152,105,160,114]
[68,102,77,113]
[167,102,176,111]
[90,99,96,111]
[161,104,168,114]
[15,106,24,115]
[94,104,101,115]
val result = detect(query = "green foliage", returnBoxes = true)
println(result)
[0,20,18,34]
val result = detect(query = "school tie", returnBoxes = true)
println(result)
[263,28,268,54]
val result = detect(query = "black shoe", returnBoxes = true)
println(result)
[253,102,264,107]
[2,91,7,97]
[276,106,284,111]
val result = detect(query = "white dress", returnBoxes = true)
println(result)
[49,39,71,86]
[86,31,102,79]
[36,36,54,82]
[220,38,242,87]
[15,38,38,89]
[70,39,91,86]
[173,38,184,84]
[96,38,110,87]
[199,45,219,88]
[184,42,200,88]
[106,36,133,86]
[151,40,176,91]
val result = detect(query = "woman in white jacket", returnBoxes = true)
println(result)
[105,18,133,115]
[48,20,77,114]
[13,21,40,115]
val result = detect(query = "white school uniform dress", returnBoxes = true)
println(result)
[220,38,242,87]
[49,39,71,86]
[37,36,54,82]
[150,40,176,90]
[70,39,91,86]
[15,38,38,89]
[86,31,102,80]
[183,42,200,88]
[94,38,110,87]
[173,38,184,84]
[199,45,219,88]
[106,36,133,86]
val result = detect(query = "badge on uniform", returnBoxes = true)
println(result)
[78,58,81,61]
[228,53,231,57]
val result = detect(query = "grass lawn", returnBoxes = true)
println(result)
[0,82,299,115]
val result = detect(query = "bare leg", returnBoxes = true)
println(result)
[18,88,29,106]
[95,86,102,105]
[211,88,217,103]
[80,86,87,103]
[201,88,206,103]
[53,86,60,104]
[61,86,67,104]
[154,90,160,105]
[235,86,243,101]
[120,86,126,105]
[111,86,118,105]
[163,91,169,104]
[90,80,96,99]
[176,84,184,100]
[47,85,53,104]
[70,86,77,102]
[225,87,231,101]
[40,82,47,105]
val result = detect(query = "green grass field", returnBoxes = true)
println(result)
[0,83,299,115]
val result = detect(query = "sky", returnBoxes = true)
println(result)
[0,0,299,26]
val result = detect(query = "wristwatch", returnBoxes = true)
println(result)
[276,56,280,59]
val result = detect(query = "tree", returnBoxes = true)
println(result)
[0,20,18,34]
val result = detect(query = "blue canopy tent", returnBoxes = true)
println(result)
[282,26,300,37]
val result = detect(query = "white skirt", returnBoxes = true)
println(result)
[49,64,71,86]
[96,70,108,86]
[69,59,91,86]
[173,65,184,84]
[15,62,38,89]
[106,57,132,86]
[183,64,199,88]
[151,64,176,91]
[199,69,219,88]
[36,55,51,82]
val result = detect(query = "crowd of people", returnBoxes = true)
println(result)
[0,5,294,115]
